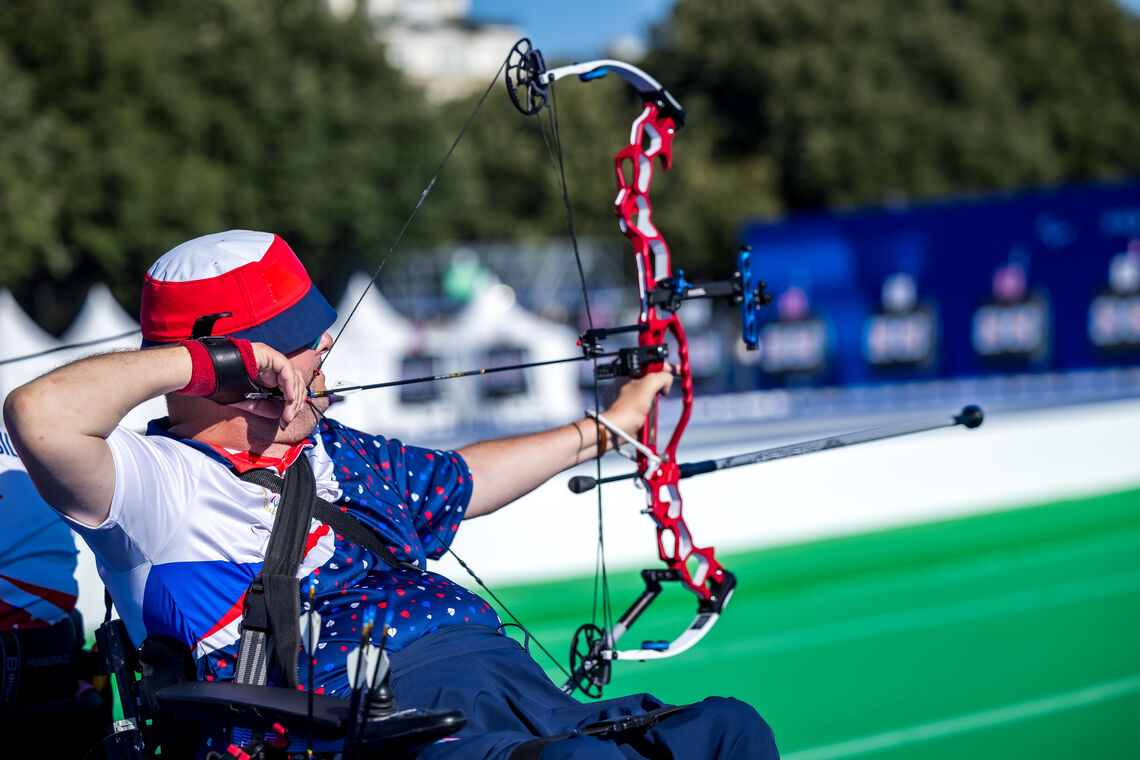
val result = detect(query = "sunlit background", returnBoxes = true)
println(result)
[1,1,1139,757]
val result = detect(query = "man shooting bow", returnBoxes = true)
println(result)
[4,230,776,759]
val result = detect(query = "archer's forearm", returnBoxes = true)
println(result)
[458,417,607,519]
[2,346,192,524]
[5,347,191,440]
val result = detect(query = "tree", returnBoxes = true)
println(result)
[0,47,65,287]
[9,0,1139,329]
[643,0,1140,211]
[0,0,452,331]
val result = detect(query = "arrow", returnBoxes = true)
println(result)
[243,351,634,401]
[568,405,984,493]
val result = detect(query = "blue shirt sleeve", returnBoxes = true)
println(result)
[405,447,473,559]
[351,432,473,560]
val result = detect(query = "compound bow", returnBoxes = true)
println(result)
[244,37,976,702]
[505,39,772,697]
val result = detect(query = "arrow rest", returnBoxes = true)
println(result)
[594,344,668,380]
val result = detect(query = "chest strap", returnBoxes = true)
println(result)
[232,457,417,690]
[233,456,317,689]
[238,466,418,574]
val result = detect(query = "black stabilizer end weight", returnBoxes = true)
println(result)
[956,405,984,429]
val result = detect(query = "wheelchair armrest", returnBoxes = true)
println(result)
[155,682,349,739]
[156,681,466,751]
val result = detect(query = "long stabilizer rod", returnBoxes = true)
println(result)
[568,405,983,494]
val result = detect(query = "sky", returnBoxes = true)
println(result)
[468,0,676,61]
[471,0,1140,62]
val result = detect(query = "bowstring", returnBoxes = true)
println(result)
[536,83,615,656]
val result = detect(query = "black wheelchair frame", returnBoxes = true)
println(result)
[94,619,465,760]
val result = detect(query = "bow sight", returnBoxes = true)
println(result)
[648,247,773,349]
[575,250,773,378]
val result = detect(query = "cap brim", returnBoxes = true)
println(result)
[141,284,337,354]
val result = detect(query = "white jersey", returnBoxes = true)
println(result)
[62,427,337,658]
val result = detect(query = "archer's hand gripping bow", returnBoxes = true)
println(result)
[506,39,773,697]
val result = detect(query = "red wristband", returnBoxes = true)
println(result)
[178,339,216,396]
[230,338,259,382]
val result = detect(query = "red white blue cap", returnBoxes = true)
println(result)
[140,230,336,354]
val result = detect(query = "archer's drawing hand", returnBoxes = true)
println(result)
[601,366,676,440]
[227,343,308,423]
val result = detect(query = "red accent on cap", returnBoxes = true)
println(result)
[141,233,311,343]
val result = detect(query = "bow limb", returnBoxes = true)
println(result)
[557,76,736,697]
[508,38,772,696]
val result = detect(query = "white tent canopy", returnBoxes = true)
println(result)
[0,289,62,400]
[321,273,581,441]
[447,277,580,429]
[320,273,422,435]
[60,283,140,345]
[54,285,164,430]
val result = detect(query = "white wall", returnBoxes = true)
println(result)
[73,397,1140,628]
[433,398,1140,585]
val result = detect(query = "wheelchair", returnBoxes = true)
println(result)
[0,610,106,758]
[94,619,465,760]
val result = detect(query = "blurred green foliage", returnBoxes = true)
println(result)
[645,0,1140,212]
[2,0,1139,330]
[0,0,456,329]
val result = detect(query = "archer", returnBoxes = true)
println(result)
[3,230,778,759]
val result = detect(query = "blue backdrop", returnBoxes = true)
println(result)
[737,180,1140,388]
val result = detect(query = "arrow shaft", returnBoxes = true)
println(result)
[309,353,601,398]
[681,408,979,478]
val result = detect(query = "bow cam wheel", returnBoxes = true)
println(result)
[505,38,548,115]
[568,623,609,699]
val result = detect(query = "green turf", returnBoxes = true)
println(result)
[491,487,1140,758]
